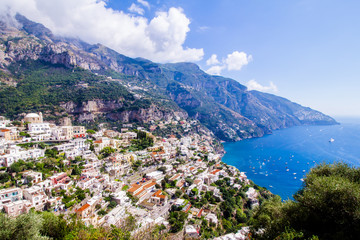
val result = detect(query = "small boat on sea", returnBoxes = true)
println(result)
[329,138,335,143]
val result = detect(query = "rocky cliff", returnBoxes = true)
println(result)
[0,15,338,141]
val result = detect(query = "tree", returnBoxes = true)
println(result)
[99,147,115,158]
[40,212,68,240]
[252,163,360,240]
[0,211,45,240]
[132,160,142,171]
[169,211,187,233]
[0,172,10,184]
[19,131,31,138]
[86,129,96,134]
[175,189,183,198]
[26,176,34,186]
[45,148,58,158]
[71,165,81,176]
[191,188,199,196]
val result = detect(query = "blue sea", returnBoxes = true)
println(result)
[222,119,360,200]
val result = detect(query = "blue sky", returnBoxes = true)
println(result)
[2,0,360,117]
[108,0,360,118]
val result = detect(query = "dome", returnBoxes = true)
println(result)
[25,113,40,118]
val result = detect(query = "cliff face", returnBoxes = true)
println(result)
[60,100,187,123]
[0,15,338,141]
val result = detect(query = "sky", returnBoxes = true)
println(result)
[1,0,360,118]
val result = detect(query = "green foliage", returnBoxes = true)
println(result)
[0,60,134,117]
[175,189,183,198]
[45,148,58,158]
[157,166,167,174]
[168,211,187,233]
[132,160,142,171]
[86,129,96,134]
[0,210,135,239]
[19,131,31,137]
[0,211,45,240]
[71,165,82,176]
[0,172,10,184]
[40,212,68,240]
[98,209,107,216]
[130,131,154,151]
[99,146,115,158]
[252,163,360,240]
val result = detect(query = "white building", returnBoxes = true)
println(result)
[23,185,48,211]
[185,225,199,238]
[0,188,23,208]
[0,116,10,128]
[28,122,51,135]
[146,171,164,181]
[0,146,45,167]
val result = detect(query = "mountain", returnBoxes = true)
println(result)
[0,15,337,141]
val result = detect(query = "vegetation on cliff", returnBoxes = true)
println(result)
[0,60,134,118]
[0,15,338,141]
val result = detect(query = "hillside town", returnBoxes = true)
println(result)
[0,113,268,239]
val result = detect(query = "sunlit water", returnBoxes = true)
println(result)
[222,120,360,199]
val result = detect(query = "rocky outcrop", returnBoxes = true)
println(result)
[0,15,338,141]
[59,100,187,123]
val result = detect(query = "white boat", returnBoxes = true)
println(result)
[329,138,335,143]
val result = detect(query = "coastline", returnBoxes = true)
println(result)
[220,122,357,199]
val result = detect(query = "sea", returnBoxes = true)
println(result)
[222,118,360,200]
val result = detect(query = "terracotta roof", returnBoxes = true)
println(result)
[152,190,166,199]
[169,173,180,181]
[210,169,221,175]
[134,188,147,197]
[194,179,202,185]
[128,185,142,193]
[184,204,191,213]
[197,208,203,218]
[77,203,90,212]
[143,181,156,189]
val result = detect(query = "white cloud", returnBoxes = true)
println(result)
[225,51,252,71]
[246,79,278,93]
[206,54,220,66]
[137,0,150,9]
[206,65,225,75]
[198,26,209,32]
[205,51,252,75]
[0,0,203,63]
[128,3,144,15]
